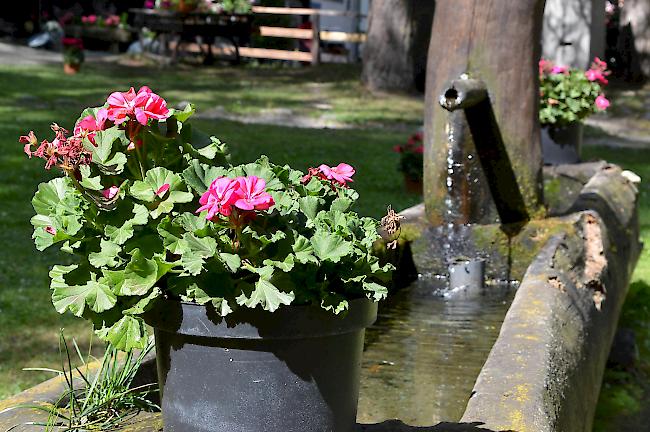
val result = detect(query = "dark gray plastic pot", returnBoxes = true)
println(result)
[146,298,378,432]
[541,122,583,165]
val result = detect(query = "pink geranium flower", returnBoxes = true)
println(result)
[586,69,609,85]
[74,108,108,144]
[318,163,355,186]
[551,65,568,74]
[106,86,170,126]
[102,186,120,199]
[232,176,275,211]
[595,95,610,110]
[196,177,240,220]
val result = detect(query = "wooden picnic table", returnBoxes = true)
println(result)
[129,8,252,64]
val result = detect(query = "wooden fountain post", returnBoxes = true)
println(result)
[424,0,546,227]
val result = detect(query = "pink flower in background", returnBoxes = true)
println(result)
[106,86,169,126]
[414,146,424,154]
[393,145,403,153]
[233,176,274,211]
[318,163,355,186]
[104,15,121,26]
[551,65,568,74]
[156,183,170,198]
[595,95,610,110]
[539,59,552,76]
[196,177,240,220]
[586,69,609,85]
[102,186,119,199]
[144,0,155,8]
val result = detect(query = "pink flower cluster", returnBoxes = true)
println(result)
[107,86,170,126]
[301,163,355,187]
[585,57,610,85]
[393,131,424,155]
[104,15,121,27]
[21,124,92,170]
[81,15,97,24]
[197,176,275,221]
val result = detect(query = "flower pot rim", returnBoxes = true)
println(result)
[145,296,378,340]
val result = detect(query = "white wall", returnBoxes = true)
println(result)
[542,0,606,68]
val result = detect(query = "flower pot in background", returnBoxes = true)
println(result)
[541,122,584,165]
[147,298,378,432]
[177,0,197,13]
[63,63,81,75]
[403,175,423,194]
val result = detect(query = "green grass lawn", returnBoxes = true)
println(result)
[0,61,649,431]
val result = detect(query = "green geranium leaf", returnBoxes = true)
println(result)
[363,281,389,301]
[96,315,147,351]
[104,204,149,245]
[89,239,122,268]
[50,267,117,317]
[219,253,241,273]
[299,196,322,220]
[237,268,294,312]
[79,165,103,191]
[173,103,195,122]
[105,249,158,296]
[182,159,229,194]
[293,235,318,264]
[123,288,161,315]
[311,232,353,263]
[331,197,353,213]
[130,167,193,219]
[179,233,217,275]
[87,127,127,173]
[263,254,295,272]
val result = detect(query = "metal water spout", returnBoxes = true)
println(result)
[438,77,531,227]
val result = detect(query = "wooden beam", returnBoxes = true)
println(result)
[258,26,312,39]
[252,6,362,17]
[235,47,313,62]
[320,31,366,43]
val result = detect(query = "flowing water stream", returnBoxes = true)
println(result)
[356,278,516,426]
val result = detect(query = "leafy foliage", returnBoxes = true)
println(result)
[539,60,609,126]
[27,92,392,351]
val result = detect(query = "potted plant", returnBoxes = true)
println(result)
[539,57,611,164]
[62,37,84,74]
[394,130,424,194]
[21,87,394,431]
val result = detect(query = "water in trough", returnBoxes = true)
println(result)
[356,278,516,426]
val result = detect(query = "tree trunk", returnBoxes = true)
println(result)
[620,0,650,79]
[362,0,436,93]
[423,0,546,226]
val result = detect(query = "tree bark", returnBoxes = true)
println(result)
[620,0,650,79]
[423,0,546,226]
[362,0,436,93]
